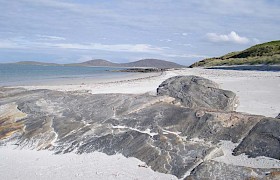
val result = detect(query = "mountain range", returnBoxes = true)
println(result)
[15,59,185,69]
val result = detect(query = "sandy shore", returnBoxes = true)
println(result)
[18,67,280,118]
[3,67,279,180]
[0,145,177,180]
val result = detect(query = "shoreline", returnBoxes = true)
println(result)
[1,67,280,179]
[11,67,280,118]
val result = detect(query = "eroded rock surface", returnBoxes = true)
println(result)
[0,103,26,140]
[157,76,238,111]
[0,76,279,179]
[233,118,280,160]
[187,161,280,180]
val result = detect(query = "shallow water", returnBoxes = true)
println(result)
[0,64,129,86]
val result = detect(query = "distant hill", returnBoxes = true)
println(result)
[121,59,185,68]
[190,40,280,67]
[66,59,118,67]
[66,59,185,68]
[14,59,185,69]
[16,61,60,66]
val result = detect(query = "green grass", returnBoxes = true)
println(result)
[190,40,280,67]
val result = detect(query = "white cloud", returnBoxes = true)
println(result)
[19,0,115,17]
[20,0,82,12]
[159,39,172,42]
[77,55,96,62]
[36,35,66,41]
[53,43,163,53]
[191,0,280,18]
[0,38,163,53]
[181,43,194,47]
[206,31,250,44]
[162,53,208,58]
[0,40,22,49]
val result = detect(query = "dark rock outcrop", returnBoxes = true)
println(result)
[233,118,280,160]
[0,76,279,179]
[113,68,165,73]
[187,161,280,180]
[157,76,238,111]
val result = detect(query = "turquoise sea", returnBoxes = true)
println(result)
[0,64,129,86]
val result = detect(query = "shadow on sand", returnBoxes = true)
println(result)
[206,65,280,72]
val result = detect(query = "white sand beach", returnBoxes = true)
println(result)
[2,0,280,179]
[0,145,177,180]
[18,67,280,118]
[2,67,280,180]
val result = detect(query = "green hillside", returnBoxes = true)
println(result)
[190,40,280,67]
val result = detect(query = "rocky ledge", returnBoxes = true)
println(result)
[111,68,166,73]
[0,76,279,179]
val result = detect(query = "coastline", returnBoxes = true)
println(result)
[1,67,280,179]
[14,67,280,118]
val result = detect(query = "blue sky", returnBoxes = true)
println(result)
[0,0,279,65]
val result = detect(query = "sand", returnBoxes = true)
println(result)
[0,145,177,180]
[18,67,280,117]
[3,67,280,179]
[213,140,280,169]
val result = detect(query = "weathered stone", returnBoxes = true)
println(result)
[233,117,280,159]
[0,103,26,140]
[187,160,280,180]
[157,76,238,111]
[0,76,279,179]
[0,88,265,178]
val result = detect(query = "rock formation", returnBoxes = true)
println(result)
[187,161,280,180]
[0,76,279,179]
[233,117,280,160]
[157,76,238,111]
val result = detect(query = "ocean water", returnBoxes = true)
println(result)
[0,64,130,86]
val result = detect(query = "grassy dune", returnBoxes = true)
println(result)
[190,40,280,67]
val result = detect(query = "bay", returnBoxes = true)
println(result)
[0,64,129,86]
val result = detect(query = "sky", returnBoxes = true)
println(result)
[0,0,279,65]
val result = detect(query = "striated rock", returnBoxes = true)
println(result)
[0,88,272,178]
[233,118,280,160]
[157,76,238,111]
[0,103,26,140]
[187,160,280,180]
[0,76,279,179]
